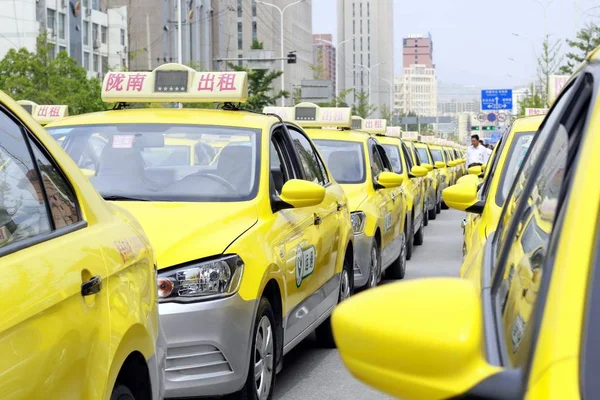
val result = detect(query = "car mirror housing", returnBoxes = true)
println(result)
[279,179,326,208]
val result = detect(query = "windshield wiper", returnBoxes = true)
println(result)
[102,195,151,202]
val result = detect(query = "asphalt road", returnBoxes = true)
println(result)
[273,209,464,400]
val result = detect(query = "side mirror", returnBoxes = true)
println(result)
[410,166,428,178]
[279,179,325,208]
[442,183,484,213]
[80,168,96,177]
[333,279,501,400]
[376,171,404,189]
[468,165,483,175]
[456,175,480,186]
[421,163,433,171]
[434,161,446,169]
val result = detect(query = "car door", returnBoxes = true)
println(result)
[0,109,110,399]
[269,127,321,345]
[400,142,421,228]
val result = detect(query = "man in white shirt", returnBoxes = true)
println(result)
[466,134,487,168]
[481,140,493,164]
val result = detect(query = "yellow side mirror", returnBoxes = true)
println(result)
[279,179,325,208]
[410,166,428,178]
[434,161,446,169]
[456,174,480,186]
[80,168,96,177]
[376,171,404,189]
[468,166,483,175]
[442,183,483,213]
[332,279,501,400]
[421,163,433,171]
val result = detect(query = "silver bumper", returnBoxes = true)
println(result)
[160,294,257,398]
[353,233,374,288]
[149,323,167,400]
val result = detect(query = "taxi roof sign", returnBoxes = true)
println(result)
[263,103,352,128]
[386,126,402,138]
[351,116,363,130]
[17,100,39,115]
[402,131,419,141]
[31,104,69,125]
[360,119,387,134]
[420,135,434,143]
[101,63,248,104]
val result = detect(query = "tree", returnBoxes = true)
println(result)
[228,63,287,111]
[310,48,327,80]
[0,35,105,114]
[517,84,545,116]
[560,23,600,74]
[251,39,264,50]
[380,103,392,125]
[292,87,302,105]
[537,36,564,106]
[352,90,376,118]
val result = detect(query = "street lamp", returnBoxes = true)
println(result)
[512,33,538,59]
[257,0,305,106]
[532,0,554,37]
[354,62,385,107]
[315,36,354,102]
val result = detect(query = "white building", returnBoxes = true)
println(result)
[395,64,437,117]
[337,0,394,116]
[0,0,127,78]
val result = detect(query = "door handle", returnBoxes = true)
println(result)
[391,192,396,203]
[314,215,322,225]
[337,203,343,212]
[81,276,102,296]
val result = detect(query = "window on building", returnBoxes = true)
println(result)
[237,0,242,17]
[360,2,362,16]
[93,54,99,72]
[360,20,362,34]
[101,26,107,44]
[252,21,257,40]
[120,29,125,46]
[83,0,89,8]
[122,58,127,68]
[367,1,370,17]
[83,51,90,70]
[352,2,355,17]
[353,20,355,35]
[83,21,89,45]
[368,19,370,34]
[237,22,243,50]
[238,53,243,66]
[102,56,108,74]
[92,23,98,43]
[59,46,67,54]
[58,13,65,39]
[48,44,55,59]
[47,9,55,30]
[252,0,257,17]
[360,37,362,51]
[92,0,99,10]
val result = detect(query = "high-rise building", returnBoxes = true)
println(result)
[0,0,128,78]
[312,34,336,93]
[337,0,394,116]
[395,64,437,116]
[402,33,433,69]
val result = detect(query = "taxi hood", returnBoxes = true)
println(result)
[340,183,369,212]
[114,201,258,270]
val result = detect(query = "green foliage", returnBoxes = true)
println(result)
[292,87,302,105]
[560,23,600,74]
[537,36,564,106]
[0,35,105,114]
[351,90,376,118]
[310,48,327,80]
[517,84,545,116]
[228,63,287,112]
[380,103,392,125]
[251,39,264,50]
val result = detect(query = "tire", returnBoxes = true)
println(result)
[386,225,407,279]
[428,205,437,220]
[436,198,442,214]
[406,218,414,261]
[240,298,276,400]
[441,200,449,210]
[414,217,424,246]
[111,385,135,400]
[366,238,381,289]
[316,254,353,347]
[423,202,429,226]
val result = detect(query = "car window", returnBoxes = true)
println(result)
[401,143,414,170]
[313,140,366,184]
[410,143,422,165]
[381,144,403,174]
[270,131,293,195]
[415,146,431,164]
[288,128,328,186]
[370,142,390,179]
[0,112,51,249]
[430,148,443,163]
[495,132,536,206]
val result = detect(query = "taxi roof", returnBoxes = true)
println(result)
[511,114,545,132]
[45,107,278,131]
[303,127,372,143]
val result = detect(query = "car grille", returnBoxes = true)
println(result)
[166,344,233,380]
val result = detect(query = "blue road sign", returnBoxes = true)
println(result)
[481,89,513,111]
[487,113,497,122]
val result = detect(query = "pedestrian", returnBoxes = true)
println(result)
[479,140,493,164]
[466,134,487,168]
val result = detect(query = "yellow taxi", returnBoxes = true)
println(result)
[2,93,165,398]
[428,142,451,206]
[414,137,442,219]
[331,46,600,400]
[46,64,354,399]
[264,108,406,285]
[16,100,69,127]
[401,134,433,228]
[443,115,544,269]
[360,122,428,260]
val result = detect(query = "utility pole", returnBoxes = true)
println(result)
[146,14,152,70]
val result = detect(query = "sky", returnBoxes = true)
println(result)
[312,0,600,89]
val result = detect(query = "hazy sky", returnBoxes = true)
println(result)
[312,0,600,89]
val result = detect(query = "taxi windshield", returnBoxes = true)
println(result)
[312,139,365,184]
[430,149,444,162]
[381,144,403,174]
[497,131,535,205]
[415,147,431,164]
[47,124,260,202]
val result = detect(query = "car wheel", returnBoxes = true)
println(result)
[423,203,429,226]
[436,198,442,214]
[240,298,276,400]
[111,385,135,400]
[386,227,407,279]
[366,239,380,289]
[316,255,353,347]
[428,198,437,220]
[406,219,414,261]
[441,200,449,210]
[414,217,424,246]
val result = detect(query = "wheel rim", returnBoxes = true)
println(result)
[368,246,378,288]
[340,269,351,301]
[254,316,274,400]
[400,232,407,274]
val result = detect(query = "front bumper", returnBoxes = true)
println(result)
[149,323,167,400]
[160,294,257,398]
[353,233,374,288]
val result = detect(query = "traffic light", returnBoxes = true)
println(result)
[471,126,480,130]
[482,126,495,131]
[287,51,297,64]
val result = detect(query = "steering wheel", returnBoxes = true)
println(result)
[182,172,239,194]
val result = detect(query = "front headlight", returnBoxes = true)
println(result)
[157,255,244,303]
[351,211,366,234]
